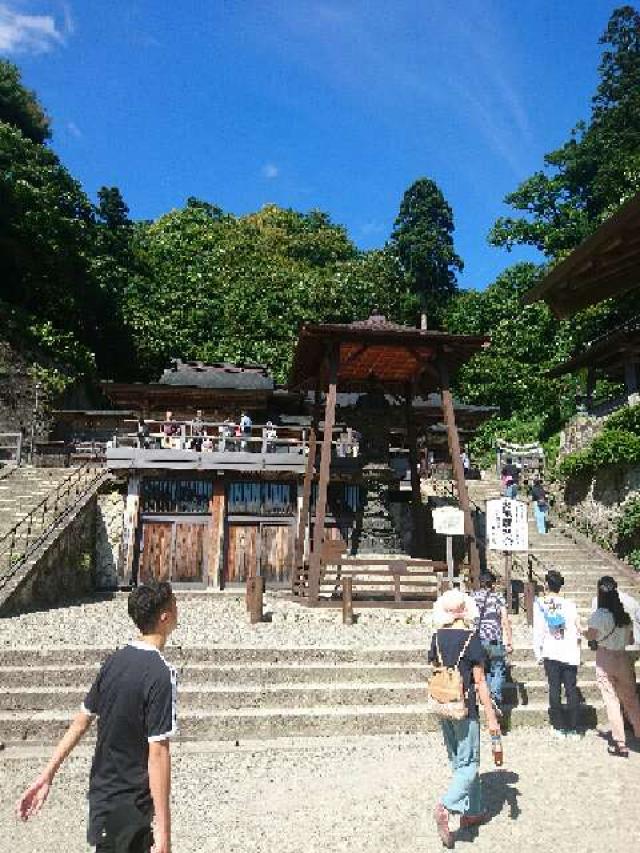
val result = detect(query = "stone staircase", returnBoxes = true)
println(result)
[0,641,633,745]
[0,466,74,540]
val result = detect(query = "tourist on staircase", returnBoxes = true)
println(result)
[429,590,500,848]
[533,570,583,738]
[471,571,513,713]
[586,577,640,758]
[530,478,548,535]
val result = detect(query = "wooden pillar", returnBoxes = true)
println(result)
[405,381,422,556]
[209,480,226,589]
[120,475,141,585]
[308,346,339,603]
[293,427,317,586]
[438,360,481,587]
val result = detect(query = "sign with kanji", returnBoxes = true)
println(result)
[486,497,528,551]
[432,506,465,536]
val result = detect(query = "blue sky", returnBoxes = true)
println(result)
[0,0,625,289]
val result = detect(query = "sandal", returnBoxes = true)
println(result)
[433,803,454,848]
[460,813,488,829]
[607,743,629,758]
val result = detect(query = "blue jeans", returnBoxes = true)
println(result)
[505,483,518,498]
[534,502,547,534]
[440,718,482,815]
[482,641,507,705]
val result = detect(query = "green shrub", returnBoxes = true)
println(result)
[617,497,640,539]
[604,403,640,435]
[558,428,640,479]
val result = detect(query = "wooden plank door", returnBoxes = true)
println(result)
[260,524,293,586]
[140,521,173,584]
[173,523,206,582]
[225,524,259,585]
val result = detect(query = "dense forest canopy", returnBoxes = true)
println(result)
[0,5,639,451]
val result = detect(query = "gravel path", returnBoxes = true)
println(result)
[1,729,637,852]
[0,592,533,649]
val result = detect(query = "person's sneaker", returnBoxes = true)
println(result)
[460,813,488,829]
[564,730,584,741]
[551,729,567,739]
[433,803,454,848]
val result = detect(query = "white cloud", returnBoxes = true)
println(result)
[66,120,81,138]
[261,162,280,179]
[0,2,72,54]
[360,221,386,237]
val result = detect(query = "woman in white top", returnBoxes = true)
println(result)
[533,570,582,737]
[586,577,640,757]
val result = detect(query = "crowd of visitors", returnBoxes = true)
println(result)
[12,570,640,851]
[135,410,270,453]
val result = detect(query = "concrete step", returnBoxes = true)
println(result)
[0,644,553,668]
[0,701,607,745]
[0,678,610,713]
[1,656,635,690]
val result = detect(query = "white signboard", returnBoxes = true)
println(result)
[486,497,528,552]
[432,506,465,537]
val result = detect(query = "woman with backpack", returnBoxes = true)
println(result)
[530,478,548,535]
[586,576,640,757]
[533,570,582,737]
[428,589,501,848]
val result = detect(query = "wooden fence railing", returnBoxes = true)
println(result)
[0,433,22,466]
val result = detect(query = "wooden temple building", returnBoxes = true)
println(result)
[87,315,491,602]
[525,192,640,412]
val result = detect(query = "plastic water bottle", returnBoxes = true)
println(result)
[491,734,503,767]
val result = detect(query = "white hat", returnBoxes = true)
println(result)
[432,588,478,628]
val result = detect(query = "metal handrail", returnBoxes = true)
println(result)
[0,464,107,590]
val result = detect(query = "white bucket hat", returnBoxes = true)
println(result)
[432,588,478,629]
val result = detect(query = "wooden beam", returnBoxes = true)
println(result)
[293,426,316,580]
[438,359,481,587]
[209,480,226,589]
[308,345,339,603]
[120,476,141,585]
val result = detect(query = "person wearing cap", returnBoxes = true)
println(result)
[471,571,513,711]
[430,589,501,847]
[533,570,583,738]
[16,582,178,853]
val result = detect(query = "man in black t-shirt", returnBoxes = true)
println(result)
[16,582,178,853]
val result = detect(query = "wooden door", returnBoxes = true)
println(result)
[140,522,173,584]
[260,524,293,586]
[173,523,206,582]
[225,524,259,584]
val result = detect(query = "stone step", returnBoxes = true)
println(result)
[0,701,607,745]
[1,658,634,690]
[0,679,608,713]
[0,644,552,668]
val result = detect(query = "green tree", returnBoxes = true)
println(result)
[0,60,50,144]
[390,177,463,326]
[489,5,640,258]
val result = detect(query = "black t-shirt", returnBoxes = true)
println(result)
[531,483,546,502]
[428,629,485,719]
[82,642,177,845]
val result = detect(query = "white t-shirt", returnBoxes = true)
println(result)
[588,608,632,651]
[533,594,581,666]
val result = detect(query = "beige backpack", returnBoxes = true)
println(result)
[427,631,474,720]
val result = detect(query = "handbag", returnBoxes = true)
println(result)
[427,631,474,720]
[588,623,616,652]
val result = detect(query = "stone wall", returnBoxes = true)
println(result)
[95,487,126,590]
[552,464,640,554]
[1,494,97,615]
[559,412,608,457]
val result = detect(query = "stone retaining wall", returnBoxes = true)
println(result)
[0,494,97,615]
[553,463,640,555]
[95,488,125,590]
